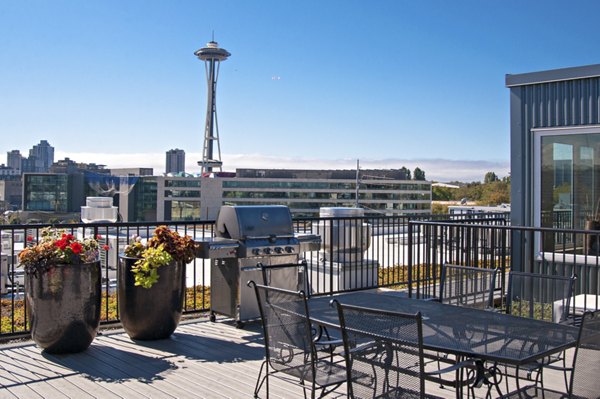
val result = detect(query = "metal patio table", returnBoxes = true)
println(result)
[307,291,580,397]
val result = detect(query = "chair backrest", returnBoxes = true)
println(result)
[250,281,317,379]
[439,264,498,310]
[506,271,575,323]
[334,301,426,399]
[570,310,600,398]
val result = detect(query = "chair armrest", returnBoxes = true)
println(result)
[350,340,378,354]
[426,358,477,376]
[315,339,343,347]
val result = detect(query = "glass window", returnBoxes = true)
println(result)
[536,128,600,253]
[168,201,202,221]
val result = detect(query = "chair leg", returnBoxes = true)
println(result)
[299,379,308,399]
[254,360,267,398]
[561,355,570,393]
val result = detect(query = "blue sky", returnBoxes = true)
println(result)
[1,0,599,181]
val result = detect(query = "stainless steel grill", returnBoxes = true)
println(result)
[195,205,320,327]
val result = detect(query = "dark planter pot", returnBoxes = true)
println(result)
[25,261,101,354]
[118,256,186,340]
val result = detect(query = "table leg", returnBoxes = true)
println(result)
[472,360,503,398]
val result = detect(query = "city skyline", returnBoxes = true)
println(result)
[2,1,598,181]
[2,139,506,182]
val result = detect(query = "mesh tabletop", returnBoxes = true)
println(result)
[308,292,579,366]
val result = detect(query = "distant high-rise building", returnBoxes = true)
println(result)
[28,140,54,172]
[6,150,22,173]
[166,149,186,174]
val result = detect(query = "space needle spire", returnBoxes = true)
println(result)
[194,39,230,175]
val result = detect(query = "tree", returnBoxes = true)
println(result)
[8,213,21,225]
[400,167,411,180]
[431,203,449,214]
[432,185,454,201]
[413,167,426,181]
[484,172,499,184]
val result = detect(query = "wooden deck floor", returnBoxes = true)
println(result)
[0,315,569,399]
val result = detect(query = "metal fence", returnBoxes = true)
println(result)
[0,212,510,339]
[407,220,600,315]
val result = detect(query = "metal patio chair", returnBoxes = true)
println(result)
[506,271,575,323]
[439,264,499,310]
[249,281,346,399]
[334,301,472,399]
[501,271,576,392]
[433,264,500,393]
[499,309,600,399]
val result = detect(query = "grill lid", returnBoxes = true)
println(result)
[215,205,294,240]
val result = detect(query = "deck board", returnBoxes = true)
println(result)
[0,316,572,399]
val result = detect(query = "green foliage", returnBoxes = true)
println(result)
[8,213,21,224]
[484,171,499,184]
[18,228,99,276]
[0,286,212,333]
[148,225,196,264]
[413,167,426,181]
[446,178,510,206]
[431,202,449,214]
[123,225,198,289]
[399,166,411,180]
[124,236,145,258]
[432,185,454,201]
[1,298,28,334]
[131,245,173,288]
[510,300,554,322]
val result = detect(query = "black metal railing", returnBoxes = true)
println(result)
[0,212,510,339]
[407,220,600,315]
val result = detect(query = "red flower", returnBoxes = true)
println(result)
[70,242,83,254]
[102,244,110,251]
[55,238,68,250]
[26,236,34,242]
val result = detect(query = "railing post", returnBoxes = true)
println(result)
[408,221,413,298]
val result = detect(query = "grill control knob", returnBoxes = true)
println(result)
[263,248,272,255]
[252,248,261,256]
[274,247,283,254]
[285,246,294,253]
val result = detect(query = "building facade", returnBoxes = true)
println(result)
[121,168,431,222]
[23,173,72,212]
[26,140,54,173]
[0,180,22,211]
[6,150,22,174]
[507,63,600,255]
[166,149,185,174]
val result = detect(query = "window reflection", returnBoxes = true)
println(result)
[541,133,599,253]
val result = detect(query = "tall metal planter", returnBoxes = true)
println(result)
[118,256,186,340]
[26,261,102,354]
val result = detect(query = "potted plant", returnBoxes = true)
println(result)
[118,225,197,340]
[18,228,102,354]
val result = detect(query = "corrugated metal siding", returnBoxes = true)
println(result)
[521,78,600,129]
[510,77,600,227]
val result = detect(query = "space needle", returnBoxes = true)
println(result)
[194,39,230,175]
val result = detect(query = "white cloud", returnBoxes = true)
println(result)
[50,151,508,182]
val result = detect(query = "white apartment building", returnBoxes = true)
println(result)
[119,168,431,222]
